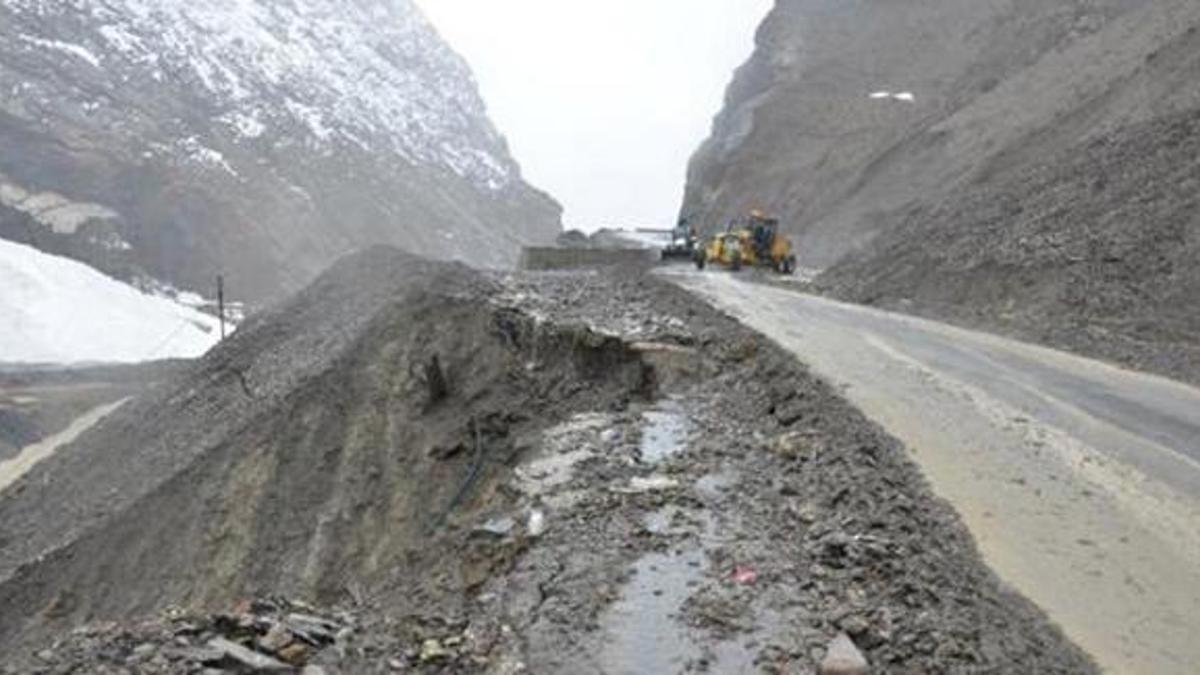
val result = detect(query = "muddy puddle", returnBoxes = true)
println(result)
[599,549,712,674]
[639,400,689,463]
[601,499,759,673]
[694,467,739,503]
[514,412,612,496]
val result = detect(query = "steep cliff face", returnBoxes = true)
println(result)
[0,0,561,300]
[682,0,1199,267]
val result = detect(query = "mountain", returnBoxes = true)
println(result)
[682,0,1200,379]
[682,0,1199,266]
[0,238,221,364]
[0,0,561,301]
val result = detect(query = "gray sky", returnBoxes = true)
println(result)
[419,0,772,231]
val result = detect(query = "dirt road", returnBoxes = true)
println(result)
[673,270,1200,675]
[0,399,127,494]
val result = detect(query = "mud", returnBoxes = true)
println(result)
[0,250,1095,673]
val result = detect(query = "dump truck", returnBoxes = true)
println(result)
[694,210,797,274]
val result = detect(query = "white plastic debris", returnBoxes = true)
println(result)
[527,509,547,537]
[611,475,680,494]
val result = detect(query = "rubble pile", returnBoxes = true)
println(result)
[0,255,1097,672]
[8,598,350,674]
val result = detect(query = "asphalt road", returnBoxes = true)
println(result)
[672,270,1200,675]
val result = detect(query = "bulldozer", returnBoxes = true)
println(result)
[694,210,797,275]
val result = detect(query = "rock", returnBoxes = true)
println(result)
[207,637,291,671]
[839,614,871,638]
[302,667,328,675]
[278,642,311,666]
[774,402,806,427]
[257,623,295,653]
[476,516,517,537]
[819,633,869,675]
[284,613,339,645]
[166,646,225,664]
[772,430,809,458]
[611,475,680,494]
[128,642,158,663]
[420,638,450,662]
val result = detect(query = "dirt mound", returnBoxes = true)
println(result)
[821,107,1200,383]
[0,257,1095,672]
[0,247,654,652]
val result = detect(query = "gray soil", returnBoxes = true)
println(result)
[819,107,1200,386]
[0,249,1094,673]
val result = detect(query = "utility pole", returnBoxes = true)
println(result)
[217,274,226,340]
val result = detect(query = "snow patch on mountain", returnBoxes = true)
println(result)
[4,0,517,192]
[0,239,224,364]
[17,33,100,67]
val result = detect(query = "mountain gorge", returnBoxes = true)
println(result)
[0,0,561,301]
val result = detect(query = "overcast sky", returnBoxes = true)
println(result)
[419,0,772,231]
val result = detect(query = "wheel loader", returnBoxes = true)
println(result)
[694,210,797,275]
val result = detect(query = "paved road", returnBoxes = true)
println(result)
[672,270,1200,675]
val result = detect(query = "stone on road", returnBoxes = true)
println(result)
[819,633,870,675]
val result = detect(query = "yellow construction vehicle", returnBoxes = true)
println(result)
[694,210,797,274]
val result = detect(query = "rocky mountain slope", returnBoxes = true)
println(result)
[0,0,561,301]
[683,0,1199,266]
[822,107,1200,383]
[683,0,1200,380]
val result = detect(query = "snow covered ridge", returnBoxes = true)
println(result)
[0,239,224,364]
[3,0,517,191]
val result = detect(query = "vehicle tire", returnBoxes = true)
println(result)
[785,256,797,275]
[694,251,706,270]
[731,252,743,272]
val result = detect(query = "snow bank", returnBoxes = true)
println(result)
[0,240,223,364]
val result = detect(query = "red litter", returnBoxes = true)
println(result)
[732,565,758,585]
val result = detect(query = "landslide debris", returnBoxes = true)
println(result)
[821,107,1200,384]
[0,253,1096,673]
[0,247,653,654]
